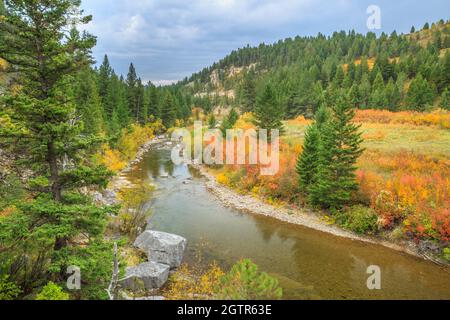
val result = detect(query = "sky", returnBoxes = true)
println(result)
[81,0,450,85]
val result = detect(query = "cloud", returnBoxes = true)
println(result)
[80,0,449,83]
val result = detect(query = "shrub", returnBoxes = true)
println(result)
[353,109,450,129]
[0,275,21,300]
[336,205,379,235]
[35,282,69,301]
[116,183,155,240]
[443,248,450,262]
[163,263,225,300]
[164,260,283,300]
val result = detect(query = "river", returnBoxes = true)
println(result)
[124,146,450,300]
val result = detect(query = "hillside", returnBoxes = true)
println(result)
[178,20,450,118]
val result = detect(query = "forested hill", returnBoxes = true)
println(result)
[177,20,450,117]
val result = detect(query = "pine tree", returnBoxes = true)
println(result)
[0,0,113,291]
[136,78,146,123]
[385,78,401,111]
[410,26,416,33]
[253,83,284,136]
[241,70,257,112]
[207,113,217,129]
[309,97,364,209]
[73,68,104,135]
[296,105,329,193]
[406,73,435,111]
[98,54,112,108]
[161,92,177,128]
[334,66,345,86]
[106,73,129,130]
[220,108,239,136]
[440,52,450,91]
[147,84,161,119]
[348,84,361,108]
[228,108,239,126]
[440,88,450,110]
[359,74,371,109]
[126,63,139,120]
[369,71,387,109]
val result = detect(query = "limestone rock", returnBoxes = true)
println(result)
[120,262,170,291]
[134,231,187,268]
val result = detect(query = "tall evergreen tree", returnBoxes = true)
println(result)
[241,70,257,112]
[0,0,113,293]
[406,73,435,111]
[161,92,177,128]
[136,78,146,123]
[147,84,161,119]
[253,83,284,136]
[98,54,112,111]
[385,78,401,111]
[440,88,450,110]
[73,68,104,135]
[126,63,139,120]
[105,73,129,130]
[296,105,329,193]
[309,98,364,209]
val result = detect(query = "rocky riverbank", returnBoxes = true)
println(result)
[95,135,187,300]
[192,164,447,265]
[94,135,169,206]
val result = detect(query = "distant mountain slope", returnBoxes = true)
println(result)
[179,19,450,117]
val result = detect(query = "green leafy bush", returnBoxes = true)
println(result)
[336,205,379,235]
[0,275,21,300]
[35,282,69,301]
[443,248,450,262]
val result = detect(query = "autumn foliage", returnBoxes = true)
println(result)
[211,111,450,243]
[354,109,450,129]
[97,121,164,172]
[357,150,449,242]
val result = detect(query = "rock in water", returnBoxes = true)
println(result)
[134,231,187,268]
[120,262,170,291]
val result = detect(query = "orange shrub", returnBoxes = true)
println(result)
[357,151,449,241]
[287,115,312,126]
[354,109,450,129]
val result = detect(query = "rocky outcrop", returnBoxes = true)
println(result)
[120,262,170,291]
[134,230,187,269]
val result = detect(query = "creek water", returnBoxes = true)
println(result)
[125,146,450,300]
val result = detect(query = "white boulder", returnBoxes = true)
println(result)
[120,262,170,291]
[134,231,187,268]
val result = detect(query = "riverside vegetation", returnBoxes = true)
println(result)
[0,0,449,300]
